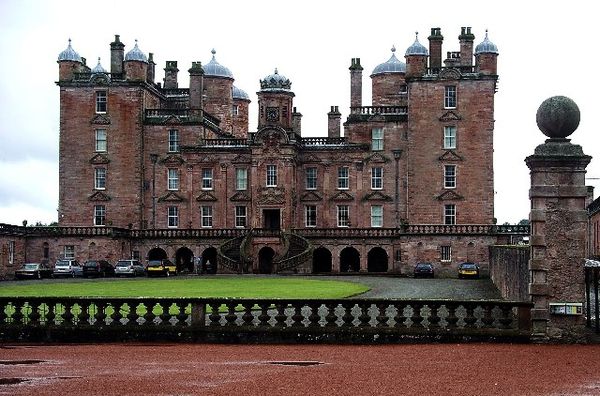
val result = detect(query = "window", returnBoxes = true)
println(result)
[305,205,317,227]
[64,245,75,260]
[444,165,456,189]
[372,128,384,151]
[444,86,456,108]
[444,126,456,149]
[96,91,107,113]
[337,205,350,227]
[8,241,15,265]
[95,167,106,190]
[371,205,383,227]
[236,168,248,190]
[337,166,349,189]
[266,164,277,187]
[232,104,239,116]
[132,250,141,260]
[235,206,247,228]
[168,169,179,190]
[305,167,317,190]
[168,129,179,152]
[94,204,106,226]
[444,204,456,225]
[441,245,452,262]
[168,206,179,228]
[202,168,213,190]
[95,129,107,152]
[201,206,213,228]
[371,167,383,190]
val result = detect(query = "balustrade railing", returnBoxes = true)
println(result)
[301,137,348,146]
[131,228,246,239]
[199,138,249,147]
[350,106,408,115]
[145,108,191,118]
[0,297,532,342]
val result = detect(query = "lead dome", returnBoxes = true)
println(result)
[125,40,148,62]
[405,33,428,56]
[203,49,234,78]
[232,85,250,100]
[260,68,292,91]
[371,47,407,76]
[475,30,499,55]
[58,39,82,62]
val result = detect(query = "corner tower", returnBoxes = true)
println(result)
[257,69,295,130]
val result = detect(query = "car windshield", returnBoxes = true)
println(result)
[147,261,163,267]
[460,263,477,269]
[116,261,131,267]
[416,264,432,269]
[84,262,98,267]
[55,261,70,266]
[23,264,39,270]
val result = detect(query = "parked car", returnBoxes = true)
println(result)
[458,262,480,279]
[146,259,177,277]
[414,262,435,278]
[53,259,83,278]
[82,260,114,278]
[115,259,145,277]
[15,263,53,280]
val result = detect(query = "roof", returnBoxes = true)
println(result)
[371,46,406,76]
[203,49,234,78]
[58,39,82,62]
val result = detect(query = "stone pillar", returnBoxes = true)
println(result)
[525,96,592,342]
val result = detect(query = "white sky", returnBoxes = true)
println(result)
[0,0,598,226]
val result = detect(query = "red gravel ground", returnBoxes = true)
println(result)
[2,343,600,395]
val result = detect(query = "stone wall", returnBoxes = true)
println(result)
[489,245,529,301]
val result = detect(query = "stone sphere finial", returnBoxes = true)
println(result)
[536,96,580,139]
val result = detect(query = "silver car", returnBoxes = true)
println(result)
[114,259,145,277]
[53,259,83,278]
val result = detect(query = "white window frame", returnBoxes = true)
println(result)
[371,128,384,151]
[441,245,452,262]
[236,168,248,191]
[444,126,457,149]
[96,91,107,113]
[305,205,317,227]
[235,206,247,228]
[371,167,383,190]
[202,168,213,190]
[371,205,383,227]
[95,167,106,190]
[444,165,456,189]
[168,206,179,228]
[94,204,106,226]
[168,169,179,191]
[266,164,277,187]
[337,166,349,190]
[305,167,317,190]
[444,86,457,109]
[8,241,15,265]
[95,129,107,152]
[444,204,456,225]
[337,205,350,227]
[168,129,179,153]
[64,245,75,260]
[201,206,213,228]
[232,104,239,116]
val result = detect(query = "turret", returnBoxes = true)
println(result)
[428,27,443,71]
[110,34,125,76]
[328,106,341,138]
[163,61,179,89]
[202,49,235,134]
[370,47,406,106]
[232,85,251,138]
[57,39,83,81]
[124,40,148,82]
[257,68,294,130]
[458,27,475,67]
[474,30,499,75]
[405,32,428,78]
[349,58,363,108]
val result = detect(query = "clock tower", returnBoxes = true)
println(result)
[257,68,295,130]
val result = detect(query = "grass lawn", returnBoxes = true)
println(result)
[0,276,369,299]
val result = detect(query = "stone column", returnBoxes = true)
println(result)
[525,96,592,342]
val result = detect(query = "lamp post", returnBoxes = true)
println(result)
[150,153,159,229]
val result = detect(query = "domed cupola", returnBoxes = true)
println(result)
[203,49,234,79]
[260,68,292,92]
[232,85,250,101]
[405,33,429,56]
[91,57,107,74]
[58,39,82,62]
[475,30,499,55]
[371,46,406,77]
[124,40,148,62]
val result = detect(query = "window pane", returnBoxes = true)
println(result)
[96,91,107,113]
[371,128,384,151]
[444,86,456,108]
[337,167,349,189]
[94,205,106,226]
[95,168,106,189]
[235,206,247,227]
[371,205,383,227]
[305,205,317,227]
[168,169,179,190]
[444,204,456,225]
[444,165,456,188]
[441,246,452,262]
[266,165,277,187]
[371,167,383,189]
[202,168,213,190]
[168,129,179,152]
[443,126,456,149]
[306,167,317,190]
[168,206,179,228]
[95,129,107,152]
[201,206,213,228]
[236,168,247,190]
[337,205,349,227]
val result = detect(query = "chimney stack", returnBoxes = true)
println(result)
[428,27,443,71]
[458,27,475,67]
[188,61,204,112]
[110,34,125,76]
[349,58,363,108]
[164,61,179,89]
[292,107,303,136]
[147,53,155,83]
[328,106,341,138]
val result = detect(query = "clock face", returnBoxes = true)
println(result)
[266,107,279,122]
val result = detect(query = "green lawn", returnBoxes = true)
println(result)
[0,276,369,299]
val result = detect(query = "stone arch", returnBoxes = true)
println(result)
[258,246,275,274]
[340,246,360,273]
[367,247,388,272]
[312,247,332,273]
[148,247,168,261]
[201,247,218,274]
[176,246,194,273]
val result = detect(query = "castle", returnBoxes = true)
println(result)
[1,27,523,277]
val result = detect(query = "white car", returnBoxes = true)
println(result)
[53,259,83,278]
[115,259,145,277]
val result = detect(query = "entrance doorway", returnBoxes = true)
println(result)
[263,209,280,230]
[258,247,275,274]
[176,247,194,273]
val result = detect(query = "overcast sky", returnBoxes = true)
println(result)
[0,0,598,226]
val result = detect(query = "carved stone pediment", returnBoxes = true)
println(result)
[257,187,285,205]
[301,153,322,164]
[89,153,110,165]
[436,190,464,201]
[230,191,251,202]
[439,68,461,80]
[88,191,111,201]
[438,150,463,161]
[196,191,218,202]
[300,191,323,202]
[91,114,111,125]
[198,155,217,163]
[164,115,183,125]
[363,152,391,164]
[254,127,289,146]
[330,153,353,164]
[90,74,110,86]
[231,154,252,164]
[159,191,185,202]
[362,191,393,202]
[439,111,462,122]
[330,191,354,201]
[161,154,185,166]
